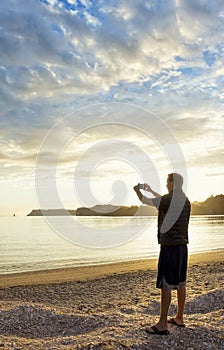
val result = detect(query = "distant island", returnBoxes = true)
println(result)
[28,209,77,216]
[27,194,224,216]
[27,205,157,217]
[190,194,224,215]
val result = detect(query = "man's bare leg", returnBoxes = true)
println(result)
[172,285,186,325]
[145,288,171,332]
[157,288,171,329]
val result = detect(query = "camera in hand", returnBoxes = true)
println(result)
[139,183,145,190]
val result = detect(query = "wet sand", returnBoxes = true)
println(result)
[0,250,223,349]
[1,250,223,289]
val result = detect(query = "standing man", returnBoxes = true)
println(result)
[133,173,191,335]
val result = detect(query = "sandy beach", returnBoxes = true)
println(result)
[0,251,223,349]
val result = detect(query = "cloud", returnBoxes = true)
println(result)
[187,147,224,169]
[1,0,222,103]
[0,0,223,187]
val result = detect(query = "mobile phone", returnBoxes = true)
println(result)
[139,183,145,190]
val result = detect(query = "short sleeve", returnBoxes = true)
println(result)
[142,196,154,206]
[151,196,161,209]
[152,194,171,212]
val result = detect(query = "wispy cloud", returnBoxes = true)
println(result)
[0,0,223,210]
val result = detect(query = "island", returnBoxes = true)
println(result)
[27,194,224,216]
[27,205,157,216]
[191,194,224,215]
[27,209,77,216]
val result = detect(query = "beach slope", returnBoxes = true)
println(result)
[0,251,223,349]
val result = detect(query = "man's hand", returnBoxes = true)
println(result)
[144,184,161,198]
[133,184,140,192]
[144,183,153,192]
[133,183,143,202]
[133,181,160,204]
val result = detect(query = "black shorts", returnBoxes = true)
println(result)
[156,245,188,290]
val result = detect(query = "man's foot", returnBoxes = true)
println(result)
[145,325,169,335]
[168,317,185,327]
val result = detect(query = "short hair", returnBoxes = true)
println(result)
[167,173,183,189]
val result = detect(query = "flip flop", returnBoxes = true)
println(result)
[145,325,170,335]
[168,318,185,328]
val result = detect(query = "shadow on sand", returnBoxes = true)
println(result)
[0,305,106,338]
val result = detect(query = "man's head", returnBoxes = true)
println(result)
[166,173,183,192]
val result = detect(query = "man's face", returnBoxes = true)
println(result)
[166,178,174,193]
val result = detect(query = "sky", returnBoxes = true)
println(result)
[0,0,224,216]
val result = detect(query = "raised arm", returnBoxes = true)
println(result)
[133,183,155,206]
[144,183,161,197]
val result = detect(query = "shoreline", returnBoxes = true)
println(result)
[1,250,223,288]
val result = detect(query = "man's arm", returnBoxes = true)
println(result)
[133,184,155,206]
[144,183,160,197]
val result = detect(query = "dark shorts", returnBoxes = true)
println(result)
[156,245,188,290]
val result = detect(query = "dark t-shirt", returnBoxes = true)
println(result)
[151,190,191,245]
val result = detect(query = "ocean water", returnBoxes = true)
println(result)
[0,215,223,274]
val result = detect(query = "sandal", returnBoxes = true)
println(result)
[168,318,185,327]
[145,325,170,335]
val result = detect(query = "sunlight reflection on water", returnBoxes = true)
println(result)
[0,215,223,274]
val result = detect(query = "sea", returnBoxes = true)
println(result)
[0,215,224,274]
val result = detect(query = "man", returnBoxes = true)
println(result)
[133,173,191,335]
